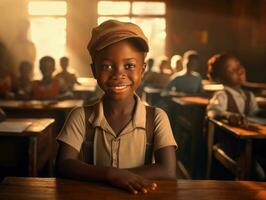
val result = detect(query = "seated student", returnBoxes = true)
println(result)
[162,50,203,95]
[0,57,15,99]
[207,53,265,180]
[170,54,183,75]
[141,59,172,90]
[0,108,6,122]
[55,56,79,91]
[207,53,259,122]
[31,56,64,100]
[56,20,177,194]
[14,61,33,99]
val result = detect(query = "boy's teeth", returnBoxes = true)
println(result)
[114,86,126,89]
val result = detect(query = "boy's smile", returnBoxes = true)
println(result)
[93,39,145,100]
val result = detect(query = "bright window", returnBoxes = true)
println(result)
[132,2,165,15]
[97,1,166,70]
[28,1,67,78]
[98,1,130,15]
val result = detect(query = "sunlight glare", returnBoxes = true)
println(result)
[28,1,67,16]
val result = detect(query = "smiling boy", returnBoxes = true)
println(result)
[56,20,177,194]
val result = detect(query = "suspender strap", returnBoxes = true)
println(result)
[145,106,156,164]
[225,89,250,115]
[80,105,94,164]
[225,90,241,114]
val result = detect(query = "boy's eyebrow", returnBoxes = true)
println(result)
[123,58,137,61]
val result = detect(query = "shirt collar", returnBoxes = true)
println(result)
[224,85,245,97]
[88,94,146,131]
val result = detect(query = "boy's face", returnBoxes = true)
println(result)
[93,40,145,100]
[222,57,246,87]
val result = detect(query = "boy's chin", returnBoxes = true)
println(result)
[104,93,134,101]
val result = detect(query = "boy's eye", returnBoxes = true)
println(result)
[101,64,113,70]
[125,63,136,70]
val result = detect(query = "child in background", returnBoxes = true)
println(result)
[207,53,265,180]
[55,56,79,91]
[162,50,203,95]
[56,20,177,194]
[31,56,63,100]
[15,61,33,99]
[141,59,172,90]
[207,53,258,124]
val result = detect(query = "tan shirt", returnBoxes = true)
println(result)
[57,96,177,169]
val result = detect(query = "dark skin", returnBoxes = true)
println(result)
[56,40,176,194]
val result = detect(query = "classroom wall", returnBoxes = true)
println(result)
[167,0,266,82]
[0,0,265,82]
[0,0,97,78]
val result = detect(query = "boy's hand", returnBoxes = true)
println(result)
[107,167,157,194]
[227,114,248,127]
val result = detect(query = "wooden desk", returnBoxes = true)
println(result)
[0,118,54,177]
[0,99,83,133]
[171,96,208,179]
[0,177,266,200]
[256,97,266,109]
[172,96,209,106]
[0,99,84,111]
[206,118,266,179]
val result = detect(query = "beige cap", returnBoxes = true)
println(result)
[87,20,149,60]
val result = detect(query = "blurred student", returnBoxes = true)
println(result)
[162,50,203,95]
[141,59,172,90]
[170,54,183,74]
[55,57,79,91]
[0,42,15,99]
[207,53,265,180]
[31,56,63,100]
[0,68,13,99]
[15,61,33,99]
[56,20,177,194]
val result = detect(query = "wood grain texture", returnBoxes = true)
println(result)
[0,177,266,200]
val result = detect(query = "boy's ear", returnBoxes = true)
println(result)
[141,63,146,77]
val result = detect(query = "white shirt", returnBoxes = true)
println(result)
[207,86,259,118]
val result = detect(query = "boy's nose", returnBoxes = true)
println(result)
[112,66,126,78]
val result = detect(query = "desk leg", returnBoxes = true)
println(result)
[239,139,252,179]
[206,120,215,179]
[29,137,37,177]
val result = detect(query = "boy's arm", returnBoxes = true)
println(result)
[129,146,176,180]
[56,142,157,194]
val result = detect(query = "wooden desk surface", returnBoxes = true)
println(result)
[172,96,209,106]
[210,118,266,139]
[0,99,84,111]
[256,97,266,108]
[0,118,55,136]
[0,177,266,200]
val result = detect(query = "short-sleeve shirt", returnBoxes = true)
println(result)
[57,95,177,169]
[31,78,61,100]
[207,86,259,118]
